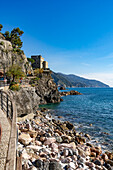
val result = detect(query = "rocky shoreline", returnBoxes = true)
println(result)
[60,90,82,97]
[17,109,113,170]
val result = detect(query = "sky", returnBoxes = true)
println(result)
[1,0,113,86]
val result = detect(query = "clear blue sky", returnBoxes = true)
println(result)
[1,0,113,86]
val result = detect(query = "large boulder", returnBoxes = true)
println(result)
[35,75,61,104]
[18,133,32,145]
[60,90,82,96]
[59,86,66,90]
[8,87,40,116]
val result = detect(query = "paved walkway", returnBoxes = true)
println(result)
[0,109,11,170]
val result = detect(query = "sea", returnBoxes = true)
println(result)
[40,88,113,152]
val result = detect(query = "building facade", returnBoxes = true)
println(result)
[31,55,48,70]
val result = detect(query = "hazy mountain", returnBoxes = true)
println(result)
[52,72,109,88]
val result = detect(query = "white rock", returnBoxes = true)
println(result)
[50,143,58,153]
[68,162,76,169]
[59,142,76,150]
[18,133,32,145]
[27,145,42,151]
[17,143,24,150]
[44,137,56,145]
[22,152,31,160]
[31,167,37,170]
[35,140,42,146]
[26,123,32,130]
[63,149,69,157]
[45,114,52,120]
[72,155,77,161]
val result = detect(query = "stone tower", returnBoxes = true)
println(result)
[31,55,48,70]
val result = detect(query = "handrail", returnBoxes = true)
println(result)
[0,82,8,87]
[0,90,13,123]
[0,90,17,170]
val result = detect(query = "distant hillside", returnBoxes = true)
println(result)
[52,72,109,88]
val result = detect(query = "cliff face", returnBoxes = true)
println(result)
[8,75,61,116]
[0,37,33,75]
[35,73,61,104]
[8,87,40,116]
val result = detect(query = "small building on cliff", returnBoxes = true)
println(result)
[31,55,49,70]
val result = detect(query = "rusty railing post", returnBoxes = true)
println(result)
[7,94,9,117]
[1,91,3,110]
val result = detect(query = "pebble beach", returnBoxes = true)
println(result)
[17,108,113,170]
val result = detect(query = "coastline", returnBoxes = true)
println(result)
[17,108,113,170]
[39,107,113,153]
[57,87,113,152]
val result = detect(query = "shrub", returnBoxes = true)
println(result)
[0,24,3,31]
[7,64,25,82]
[33,77,40,81]
[27,58,34,64]
[29,77,40,85]
[0,41,4,45]
[31,84,36,87]
[9,83,20,91]
[9,81,17,86]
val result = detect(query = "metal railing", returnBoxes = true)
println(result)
[0,90,13,122]
[0,90,17,170]
[0,81,8,87]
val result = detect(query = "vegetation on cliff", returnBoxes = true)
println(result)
[0,24,3,31]
[6,64,25,91]
[7,64,25,82]
[0,24,33,78]
[27,58,35,65]
[0,24,24,55]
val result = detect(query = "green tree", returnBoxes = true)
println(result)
[3,31,10,40]
[0,24,3,31]
[10,27,24,49]
[27,58,35,64]
[7,64,25,82]
[3,27,24,55]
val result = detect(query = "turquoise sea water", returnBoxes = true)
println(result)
[41,88,113,151]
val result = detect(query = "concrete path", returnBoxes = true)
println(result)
[0,109,11,170]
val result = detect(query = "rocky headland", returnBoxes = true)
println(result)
[60,90,82,96]
[8,73,61,117]
[17,109,113,170]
